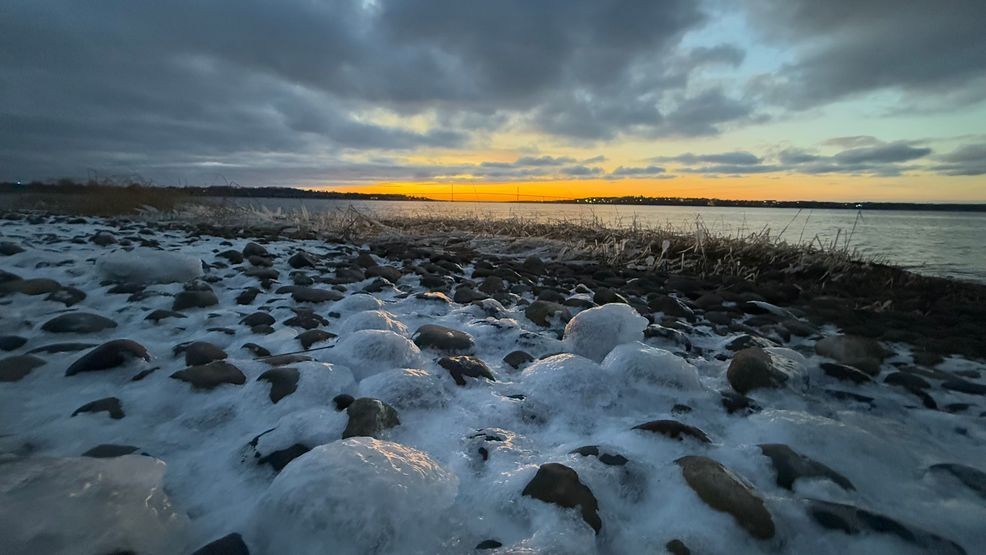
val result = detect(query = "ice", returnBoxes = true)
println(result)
[0,455,188,555]
[520,353,616,423]
[250,438,458,555]
[329,329,424,381]
[563,303,648,362]
[331,293,384,314]
[252,408,348,456]
[96,248,203,284]
[337,309,410,336]
[358,368,451,410]
[601,342,705,392]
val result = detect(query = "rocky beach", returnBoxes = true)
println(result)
[1,207,985,554]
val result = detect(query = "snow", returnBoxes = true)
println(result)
[1,216,984,555]
[563,303,648,362]
[250,438,458,555]
[96,248,203,284]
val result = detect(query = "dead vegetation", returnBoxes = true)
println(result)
[1,179,190,216]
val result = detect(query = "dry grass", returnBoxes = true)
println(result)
[2,183,189,216]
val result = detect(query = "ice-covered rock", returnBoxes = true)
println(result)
[520,354,615,422]
[331,293,384,314]
[601,342,704,392]
[358,368,450,410]
[250,408,348,469]
[0,455,188,555]
[97,248,203,284]
[251,438,458,555]
[563,303,648,362]
[331,330,424,381]
[337,309,409,337]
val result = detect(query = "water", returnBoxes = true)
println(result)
[213,198,986,283]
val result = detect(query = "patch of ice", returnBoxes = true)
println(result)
[563,303,648,362]
[520,353,615,423]
[96,248,203,284]
[329,330,424,381]
[252,407,347,456]
[358,368,451,410]
[331,293,384,314]
[601,342,704,392]
[337,309,409,337]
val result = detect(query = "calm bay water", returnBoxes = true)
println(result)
[218,198,986,283]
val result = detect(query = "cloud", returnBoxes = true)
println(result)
[832,143,931,165]
[743,0,986,109]
[610,165,667,177]
[930,143,986,175]
[657,151,762,165]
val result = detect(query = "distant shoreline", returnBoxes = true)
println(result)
[3,181,986,212]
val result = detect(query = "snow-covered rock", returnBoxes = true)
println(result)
[563,303,648,362]
[601,342,704,391]
[96,248,203,284]
[330,330,424,381]
[337,309,410,337]
[520,353,615,422]
[331,293,384,314]
[251,438,458,555]
[0,455,188,555]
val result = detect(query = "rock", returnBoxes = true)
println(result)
[66,340,150,376]
[503,350,535,369]
[240,312,275,327]
[522,256,546,275]
[0,355,45,382]
[593,287,628,305]
[257,367,300,403]
[758,444,854,491]
[648,294,694,319]
[666,539,691,555]
[29,342,97,354]
[297,329,336,349]
[242,242,269,258]
[820,362,873,384]
[815,335,886,376]
[288,251,318,269]
[884,371,931,390]
[90,231,117,246]
[0,277,62,295]
[0,241,25,255]
[181,341,228,366]
[171,361,246,389]
[81,444,141,458]
[0,335,28,351]
[942,379,986,396]
[453,287,488,304]
[633,420,711,443]
[236,287,260,305]
[191,533,250,555]
[72,397,125,419]
[263,354,313,366]
[564,303,648,362]
[366,265,402,282]
[145,309,187,323]
[805,499,965,555]
[720,390,761,414]
[97,249,203,284]
[218,250,244,264]
[522,463,601,534]
[342,398,400,439]
[45,286,86,306]
[290,286,343,303]
[41,312,118,334]
[438,355,495,385]
[725,334,776,352]
[476,539,503,550]
[412,324,475,354]
[416,291,451,303]
[676,455,775,540]
[242,343,271,357]
[727,347,806,394]
[525,300,571,327]
[333,393,355,411]
[928,463,986,499]
[570,445,629,466]
[283,308,328,329]
[173,290,219,311]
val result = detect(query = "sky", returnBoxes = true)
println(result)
[1,0,985,202]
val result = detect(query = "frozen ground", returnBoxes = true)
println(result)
[1,214,984,554]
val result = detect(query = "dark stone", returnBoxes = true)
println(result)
[297,329,336,349]
[522,463,601,534]
[66,339,150,376]
[825,389,875,404]
[525,300,572,327]
[503,350,535,369]
[413,324,475,354]
[758,443,854,491]
[593,287,628,305]
[259,444,310,471]
[815,335,886,376]
[0,241,25,256]
[727,347,789,394]
[805,499,965,555]
[333,393,355,411]
[820,362,873,384]
[283,308,329,329]
[676,456,775,540]
[290,286,343,303]
[288,251,318,269]
[366,265,402,283]
[666,539,691,555]
[145,309,187,323]
[218,250,245,264]
[240,312,275,327]
[173,290,219,311]
[648,294,694,319]
[109,282,145,295]
[453,287,488,304]
[72,397,125,419]
[40,313,118,334]
[725,334,776,352]
[242,242,269,258]
[476,539,503,550]
[171,361,246,389]
[257,367,300,403]
[236,288,261,305]
[0,355,45,382]
[942,379,986,396]
[0,278,62,295]
[438,355,495,385]
[928,463,986,499]
[570,445,629,466]
[45,286,86,306]
[0,335,27,351]
[342,398,400,439]
[263,354,312,366]
[633,420,711,443]
[81,444,141,458]
[31,342,97,354]
[90,231,117,246]
[242,343,271,357]
[884,371,931,390]
[181,341,228,366]
[190,532,250,555]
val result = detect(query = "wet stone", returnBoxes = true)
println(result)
[171,361,246,389]
[240,312,275,327]
[41,312,118,334]
[570,445,629,466]
[525,300,572,327]
[413,324,475,354]
[758,443,854,491]
[72,397,125,419]
[727,347,790,394]
[236,287,260,305]
[0,335,28,351]
[145,309,187,323]
[503,350,535,369]
[296,329,336,349]
[257,367,300,403]
[173,290,219,311]
[821,362,873,384]
[342,398,400,439]
[290,286,343,303]
[0,355,45,382]
[45,286,86,306]
[190,532,250,555]
[522,463,601,534]
[438,355,495,386]
[333,393,355,411]
[633,420,711,443]
[676,455,775,540]
[81,444,141,458]
[66,339,150,376]
[180,341,228,366]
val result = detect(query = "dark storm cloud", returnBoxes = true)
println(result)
[0,0,754,183]
[744,0,986,109]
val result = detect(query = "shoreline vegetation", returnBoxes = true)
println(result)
[3,180,986,212]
